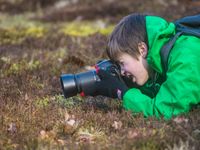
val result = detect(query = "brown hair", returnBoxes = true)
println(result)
[106,13,148,62]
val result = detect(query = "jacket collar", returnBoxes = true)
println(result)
[145,16,175,74]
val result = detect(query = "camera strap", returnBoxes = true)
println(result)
[160,14,200,78]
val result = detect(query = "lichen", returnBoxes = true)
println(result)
[60,20,114,37]
[34,96,50,108]
[1,58,41,77]
[0,13,48,44]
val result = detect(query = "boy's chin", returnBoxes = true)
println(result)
[135,79,147,86]
[136,82,144,86]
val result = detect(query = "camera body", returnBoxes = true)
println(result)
[60,60,120,98]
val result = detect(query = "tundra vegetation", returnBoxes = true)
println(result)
[0,0,200,149]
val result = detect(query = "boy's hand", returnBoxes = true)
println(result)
[95,69,128,99]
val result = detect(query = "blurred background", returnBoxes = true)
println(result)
[0,0,200,21]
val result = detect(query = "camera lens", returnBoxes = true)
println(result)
[60,74,78,98]
[60,70,99,98]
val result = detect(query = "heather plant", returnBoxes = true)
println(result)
[0,0,200,150]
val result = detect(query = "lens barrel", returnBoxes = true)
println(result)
[60,74,77,98]
[60,70,98,98]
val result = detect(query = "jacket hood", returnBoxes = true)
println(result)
[145,16,175,74]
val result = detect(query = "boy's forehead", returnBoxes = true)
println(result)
[116,52,139,62]
[117,52,128,59]
[114,52,127,62]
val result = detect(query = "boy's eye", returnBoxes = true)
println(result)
[116,60,125,67]
[117,60,122,64]
[118,62,125,69]
[119,62,124,66]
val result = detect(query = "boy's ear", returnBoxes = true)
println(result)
[138,42,148,58]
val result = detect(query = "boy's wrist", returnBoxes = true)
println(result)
[117,86,129,99]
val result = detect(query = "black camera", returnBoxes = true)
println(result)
[60,60,122,98]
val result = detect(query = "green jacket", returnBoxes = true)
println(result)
[123,16,200,119]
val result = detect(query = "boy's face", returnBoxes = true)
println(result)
[117,51,149,86]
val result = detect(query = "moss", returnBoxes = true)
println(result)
[53,94,83,108]
[47,48,67,61]
[0,27,25,44]
[0,48,67,77]
[24,26,46,38]
[30,77,44,89]
[75,126,107,143]
[34,96,50,108]
[1,58,41,77]
[0,26,46,45]
[0,13,48,45]
[139,140,161,150]
[60,21,114,37]
[99,25,115,35]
